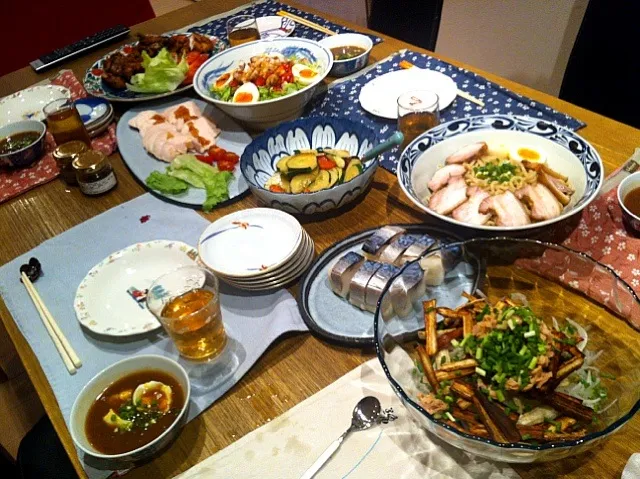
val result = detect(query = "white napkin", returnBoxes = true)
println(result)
[176,357,518,479]
[623,453,640,479]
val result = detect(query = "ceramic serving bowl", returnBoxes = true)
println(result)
[618,172,640,234]
[70,355,190,469]
[0,120,46,168]
[397,114,603,232]
[240,117,381,214]
[374,238,640,463]
[194,38,333,130]
[319,33,373,77]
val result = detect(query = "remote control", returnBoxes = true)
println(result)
[30,25,131,72]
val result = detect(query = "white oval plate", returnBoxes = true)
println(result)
[74,240,199,337]
[359,69,457,119]
[198,208,302,278]
[0,85,71,127]
[257,16,295,39]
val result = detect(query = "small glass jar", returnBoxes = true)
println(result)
[52,141,88,186]
[72,150,117,196]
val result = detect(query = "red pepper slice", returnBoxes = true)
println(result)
[317,155,336,170]
[255,76,266,87]
[269,185,285,193]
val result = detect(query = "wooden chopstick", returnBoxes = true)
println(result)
[398,60,486,108]
[277,10,336,35]
[21,272,82,374]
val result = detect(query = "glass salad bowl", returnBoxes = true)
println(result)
[374,237,640,463]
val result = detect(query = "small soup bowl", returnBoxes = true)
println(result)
[319,33,373,77]
[618,171,640,234]
[0,119,46,168]
[70,355,190,469]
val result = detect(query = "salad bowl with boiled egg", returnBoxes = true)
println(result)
[397,114,603,232]
[194,38,332,130]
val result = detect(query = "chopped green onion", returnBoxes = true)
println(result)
[445,412,456,422]
[507,319,515,330]
[476,347,483,360]
[496,389,505,402]
[475,367,487,377]
[524,330,536,338]
[444,395,454,404]
[528,357,538,369]
[522,433,532,440]
[518,345,528,356]
[451,339,460,347]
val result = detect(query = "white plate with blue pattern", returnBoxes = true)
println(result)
[257,16,295,39]
[397,114,603,232]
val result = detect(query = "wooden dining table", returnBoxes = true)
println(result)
[1,0,639,477]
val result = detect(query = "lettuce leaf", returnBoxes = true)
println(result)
[170,154,233,211]
[127,48,188,93]
[145,171,189,194]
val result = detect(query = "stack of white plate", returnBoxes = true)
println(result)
[198,208,315,291]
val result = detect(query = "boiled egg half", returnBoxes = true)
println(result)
[509,145,547,164]
[133,381,173,413]
[232,82,260,104]
[292,63,318,86]
[213,72,233,89]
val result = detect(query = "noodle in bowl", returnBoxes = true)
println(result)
[397,115,603,232]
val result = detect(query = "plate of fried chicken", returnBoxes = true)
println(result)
[84,32,225,102]
[397,114,603,232]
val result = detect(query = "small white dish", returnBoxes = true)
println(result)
[75,97,111,127]
[0,85,71,127]
[257,16,295,39]
[359,69,457,119]
[74,240,199,337]
[198,208,302,278]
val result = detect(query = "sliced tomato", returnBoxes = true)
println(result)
[217,159,236,171]
[255,76,266,87]
[317,155,336,170]
[91,68,104,76]
[195,154,215,165]
[122,46,133,54]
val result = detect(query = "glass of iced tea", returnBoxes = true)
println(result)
[397,90,440,151]
[147,266,227,361]
[43,98,91,146]
[227,15,260,46]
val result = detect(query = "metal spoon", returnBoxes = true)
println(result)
[299,396,382,479]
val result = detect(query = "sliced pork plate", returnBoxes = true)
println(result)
[479,191,531,227]
[428,177,468,215]
[516,183,563,221]
[452,186,491,225]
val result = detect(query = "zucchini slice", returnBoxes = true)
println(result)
[307,170,332,192]
[324,148,351,158]
[344,159,364,182]
[276,155,291,174]
[326,153,346,169]
[290,169,319,193]
[287,153,318,174]
[328,167,342,186]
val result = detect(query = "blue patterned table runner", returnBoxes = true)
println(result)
[304,50,586,173]
[188,0,382,45]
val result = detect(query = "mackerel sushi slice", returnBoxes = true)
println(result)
[398,234,437,265]
[329,251,365,298]
[378,235,417,265]
[348,260,383,309]
[364,263,400,315]
[362,226,405,256]
[389,262,426,318]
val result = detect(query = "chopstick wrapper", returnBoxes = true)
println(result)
[177,353,518,479]
[0,193,307,479]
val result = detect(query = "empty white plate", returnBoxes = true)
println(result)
[359,68,457,119]
[198,208,302,278]
[257,16,295,39]
[0,85,71,127]
[74,240,199,337]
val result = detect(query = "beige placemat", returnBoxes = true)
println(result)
[176,356,518,479]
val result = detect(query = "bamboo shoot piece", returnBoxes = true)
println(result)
[416,344,439,390]
[424,300,438,356]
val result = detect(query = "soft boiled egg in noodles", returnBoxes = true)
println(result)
[292,64,318,86]
[133,381,173,413]
[509,145,547,164]
[232,82,260,104]
[213,72,233,90]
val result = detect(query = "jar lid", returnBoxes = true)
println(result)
[53,140,88,160]
[72,150,107,171]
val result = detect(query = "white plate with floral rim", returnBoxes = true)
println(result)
[0,85,71,127]
[74,240,199,337]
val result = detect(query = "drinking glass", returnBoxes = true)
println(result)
[147,266,228,361]
[226,15,260,46]
[43,98,91,146]
[397,90,440,150]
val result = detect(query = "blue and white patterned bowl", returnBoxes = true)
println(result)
[194,38,333,130]
[397,114,603,232]
[0,120,46,168]
[241,117,381,214]
[319,33,373,77]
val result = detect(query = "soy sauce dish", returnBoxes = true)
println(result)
[70,355,190,467]
[319,33,373,77]
[0,120,46,168]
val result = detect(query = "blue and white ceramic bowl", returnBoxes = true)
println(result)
[194,38,333,130]
[70,355,190,468]
[241,117,381,214]
[0,120,46,168]
[319,33,373,77]
[397,114,603,232]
